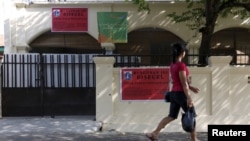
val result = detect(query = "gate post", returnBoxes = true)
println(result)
[101,43,115,55]
[93,57,115,123]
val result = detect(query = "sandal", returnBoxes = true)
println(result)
[145,133,158,141]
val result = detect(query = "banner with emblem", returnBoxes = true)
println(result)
[52,8,88,32]
[120,68,170,101]
[97,12,128,43]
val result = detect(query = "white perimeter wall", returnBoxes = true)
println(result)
[94,56,250,133]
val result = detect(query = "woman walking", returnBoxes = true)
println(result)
[145,42,200,141]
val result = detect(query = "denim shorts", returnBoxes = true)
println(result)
[168,91,196,119]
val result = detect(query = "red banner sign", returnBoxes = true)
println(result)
[52,8,88,32]
[121,68,170,101]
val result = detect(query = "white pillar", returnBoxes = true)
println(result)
[93,57,115,123]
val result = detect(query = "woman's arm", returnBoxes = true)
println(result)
[179,70,193,107]
[187,77,200,93]
[189,85,200,93]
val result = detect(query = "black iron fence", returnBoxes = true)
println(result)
[99,54,250,67]
[1,53,97,116]
[2,53,249,88]
[1,53,96,88]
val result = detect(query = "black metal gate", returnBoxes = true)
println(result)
[1,53,96,117]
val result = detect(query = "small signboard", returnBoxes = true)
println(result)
[52,8,88,32]
[120,68,170,101]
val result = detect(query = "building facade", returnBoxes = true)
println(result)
[3,0,250,56]
[1,0,250,132]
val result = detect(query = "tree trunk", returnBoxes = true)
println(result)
[198,29,213,66]
[198,0,218,66]
[198,24,218,65]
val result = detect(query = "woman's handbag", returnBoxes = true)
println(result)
[164,91,171,102]
[181,106,196,132]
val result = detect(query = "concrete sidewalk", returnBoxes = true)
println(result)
[0,116,102,134]
[0,116,207,141]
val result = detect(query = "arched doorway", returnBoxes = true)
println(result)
[29,31,104,54]
[211,27,250,65]
[114,27,186,66]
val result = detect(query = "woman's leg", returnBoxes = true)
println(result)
[150,116,175,138]
[190,128,200,141]
[146,92,180,140]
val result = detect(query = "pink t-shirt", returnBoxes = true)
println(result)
[170,62,189,92]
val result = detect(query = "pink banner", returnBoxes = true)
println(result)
[121,68,170,100]
[52,8,88,32]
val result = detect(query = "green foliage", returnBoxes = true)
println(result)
[131,0,250,31]
[130,0,150,13]
[167,7,205,30]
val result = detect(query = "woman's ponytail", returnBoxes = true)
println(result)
[172,48,177,63]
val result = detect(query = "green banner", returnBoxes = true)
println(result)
[97,12,128,43]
